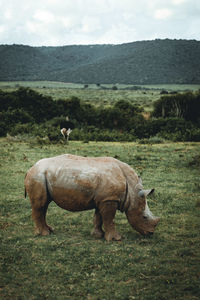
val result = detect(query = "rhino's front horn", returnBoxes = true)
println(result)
[153,216,160,227]
[138,189,154,198]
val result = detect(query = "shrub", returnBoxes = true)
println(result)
[69,127,135,142]
[13,88,58,122]
[0,108,34,125]
[152,91,200,122]
[183,128,200,142]
[188,155,200,168]
[8,123,33,136]
[47,132,61,142]
[36,136,50,145]
[0,90,17,111]
[0,109,34,136]
[0,87,58,123]
[1,88,200,142]
[160,90,168,95]
[97,100,143,131]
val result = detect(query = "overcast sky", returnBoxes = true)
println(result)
[0,0,199,46]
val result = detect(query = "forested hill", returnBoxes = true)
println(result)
[0,39,200,84]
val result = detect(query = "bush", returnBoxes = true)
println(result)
[98,100,143,131]
[138,136,166,144]
[185,128,200,142]
[0,109,34,136]
[69,127,135,142]
[0,87,58,123]
[35,136,50,145]
[0,108,34,125]
[1,88,200,142]
[152,91,200,122]
[188,155,200,168]
[8,123,33,136]
[47,132,61,142]
[0,90,17,111]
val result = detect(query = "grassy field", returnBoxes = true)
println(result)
[0,138,200,299]
[1,81,200,111]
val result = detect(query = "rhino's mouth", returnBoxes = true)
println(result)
[126,209,160,236]
[141,231,154,236]
[132,225,154,236]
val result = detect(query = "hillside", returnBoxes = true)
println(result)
[0,39,200,84]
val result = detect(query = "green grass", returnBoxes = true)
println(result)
[1,81,200,111]
[1,81,200,91]
[0,138,200,299]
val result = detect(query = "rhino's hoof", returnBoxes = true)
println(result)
[91,229,104,239]
[41,229,51,236]
[35,226,54,236]
[47,225,54,233]
[105,232,122,242]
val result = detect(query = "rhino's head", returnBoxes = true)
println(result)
[126,187,160,236]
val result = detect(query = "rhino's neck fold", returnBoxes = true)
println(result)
[119,182,129,212]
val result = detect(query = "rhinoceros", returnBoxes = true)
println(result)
[24,154,160,241]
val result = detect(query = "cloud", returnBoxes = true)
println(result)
[4,10,13,20]
[0,25,5,34]
[81,16,101,34]
[33,10,55,23]
[0,0,199,45]
[154,8,173,19]
[172,0,187,5]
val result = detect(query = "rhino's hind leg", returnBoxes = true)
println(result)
[32,204,53,236]
[99,201,121,242]
[91,209,104,239]
[29,181,53,236]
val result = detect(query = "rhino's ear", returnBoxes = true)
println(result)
[147,188,155,196]
[138,176,143,185]
[138,189,154,198]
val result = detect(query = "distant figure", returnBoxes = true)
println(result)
[61,128,67,138]
[60,116,75,131]
[61,128,72,142]
[60,116,74,143]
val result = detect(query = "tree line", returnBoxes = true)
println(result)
[0,87,200,142]
[1,39,200,84]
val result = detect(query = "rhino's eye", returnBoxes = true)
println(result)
[143,215,148,220]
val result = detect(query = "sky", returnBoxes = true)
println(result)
[0,0,199,46]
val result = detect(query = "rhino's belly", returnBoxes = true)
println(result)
[51,186,95,211]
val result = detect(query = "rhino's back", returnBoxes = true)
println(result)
[33,154,127,211]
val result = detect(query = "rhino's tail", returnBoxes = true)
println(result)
[24,173,27,198]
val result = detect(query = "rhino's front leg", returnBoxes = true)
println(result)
[91,208,104,238]
[99,201,121,242]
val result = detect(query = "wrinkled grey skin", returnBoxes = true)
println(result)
[25,154,160,241]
